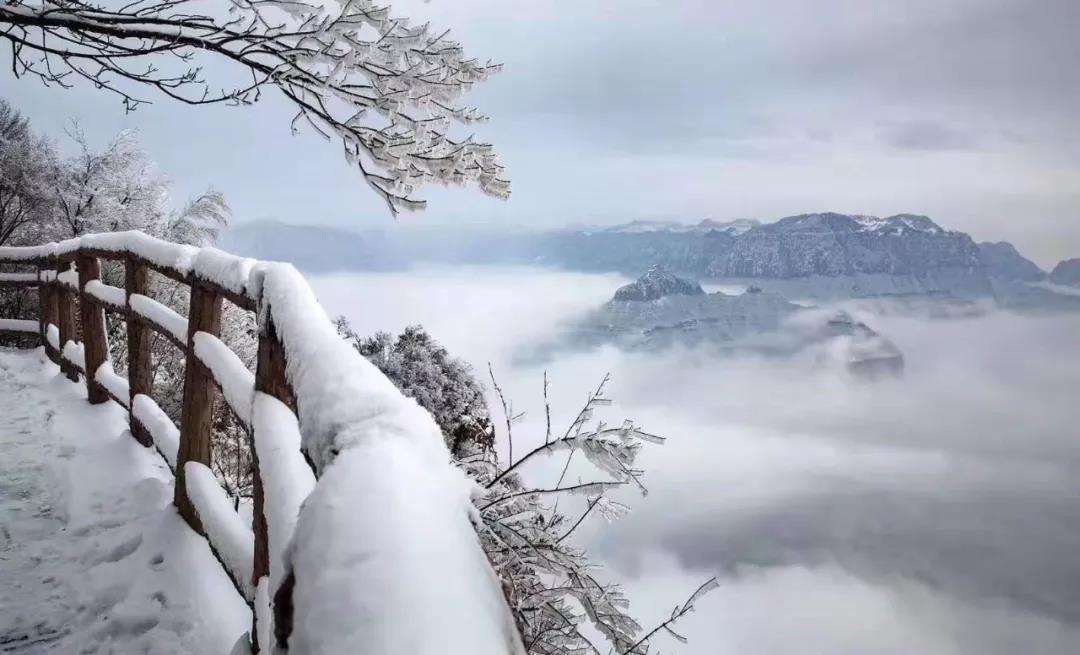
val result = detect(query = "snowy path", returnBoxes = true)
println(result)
[0,348,250,654]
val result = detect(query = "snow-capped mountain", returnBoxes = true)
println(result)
[221,213,1078,310]
[612,264,705,301]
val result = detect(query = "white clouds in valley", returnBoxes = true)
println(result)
[313,267,1080,654]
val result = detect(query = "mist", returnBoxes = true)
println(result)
[312,267,1080,654]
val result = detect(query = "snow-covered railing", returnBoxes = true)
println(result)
[0,232,524,655]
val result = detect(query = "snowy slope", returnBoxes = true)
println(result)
[0,348,250,654]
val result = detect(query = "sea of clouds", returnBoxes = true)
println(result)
[313,266,1080,655]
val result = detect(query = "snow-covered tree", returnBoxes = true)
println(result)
[336,319,715,655]
[335,319,494,457]
[0,98,54,246]
[0,0,509,213]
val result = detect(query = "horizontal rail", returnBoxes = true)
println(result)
[0,272,38,288]
[0,230,525,654]
[0,234,256,311]
[0,318,38,337]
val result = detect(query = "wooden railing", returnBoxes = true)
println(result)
[0,232,524,655]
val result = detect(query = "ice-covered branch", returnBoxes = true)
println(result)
[0,0,509,213]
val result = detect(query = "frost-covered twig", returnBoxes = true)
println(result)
[0,0,509,214]
[621,577,720,654]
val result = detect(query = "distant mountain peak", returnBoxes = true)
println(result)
[768,212,945,235]
[1050,258,1080,287]
[612,265,705,302]
[602,218,760,235]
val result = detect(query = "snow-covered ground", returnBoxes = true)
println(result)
[0,348,249,654]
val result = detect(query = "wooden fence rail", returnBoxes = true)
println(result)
[0,232,525,655]
[0,241,282,651]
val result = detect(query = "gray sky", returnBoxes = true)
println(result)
[4,0,1079,266]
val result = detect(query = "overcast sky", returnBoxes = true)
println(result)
[4,0,1079,266]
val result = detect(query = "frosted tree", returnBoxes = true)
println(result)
[335,319,494,457]
[338,320,716,655]
[0,0,509,213]
[0,98,54,246]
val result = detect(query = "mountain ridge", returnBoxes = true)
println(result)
[221,213,1074,308]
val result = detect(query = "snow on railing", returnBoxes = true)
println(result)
[0,231,524,655]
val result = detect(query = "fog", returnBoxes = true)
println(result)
[313,267,1080,654]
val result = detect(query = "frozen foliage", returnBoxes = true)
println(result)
[250,392,315,590]
[95,360,131,406]
[132,394,180,470]
[0,99,52,246]
[184,461,256,601]
[0,0,509,214]
[0,105,227,255]
[471,374,675,655]
[287,440,525,655]
[336,319,494,457]
[339,322,704,655]
[192,331,255,427]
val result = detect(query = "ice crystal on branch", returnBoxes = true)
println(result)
[335,320,713,655]
[0,0,509,213]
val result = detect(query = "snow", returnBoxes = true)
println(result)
[193,247,255,296]
[192,332,255,426]
[85,279,127,309]
[45,323,59,350]
[0,318,37,333]
[254,578,272,655]
[57,267,79,290]
[95,360,131,407]
[0,348,250,653]
[76,231,199,274]
[131,293,189,344]
[62,339,85,372]
[254,261,522,653]
[0,271,37,283]
[251,393,315,590]
[7,232,522,652]
[254,262,446,470]
[183,461,256,602]
[287,441,524,655]
[133,394,180,470]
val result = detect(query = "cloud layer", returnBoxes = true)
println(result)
[314,267,1080,653]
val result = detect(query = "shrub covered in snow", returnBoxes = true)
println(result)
[336,319,712,655]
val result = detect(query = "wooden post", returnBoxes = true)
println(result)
[126,258,153,447]
[251,314,296,654]
[174,282,223,533]
[38,266,58,363]
[77,254,109,404]
[55,262,79,382]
